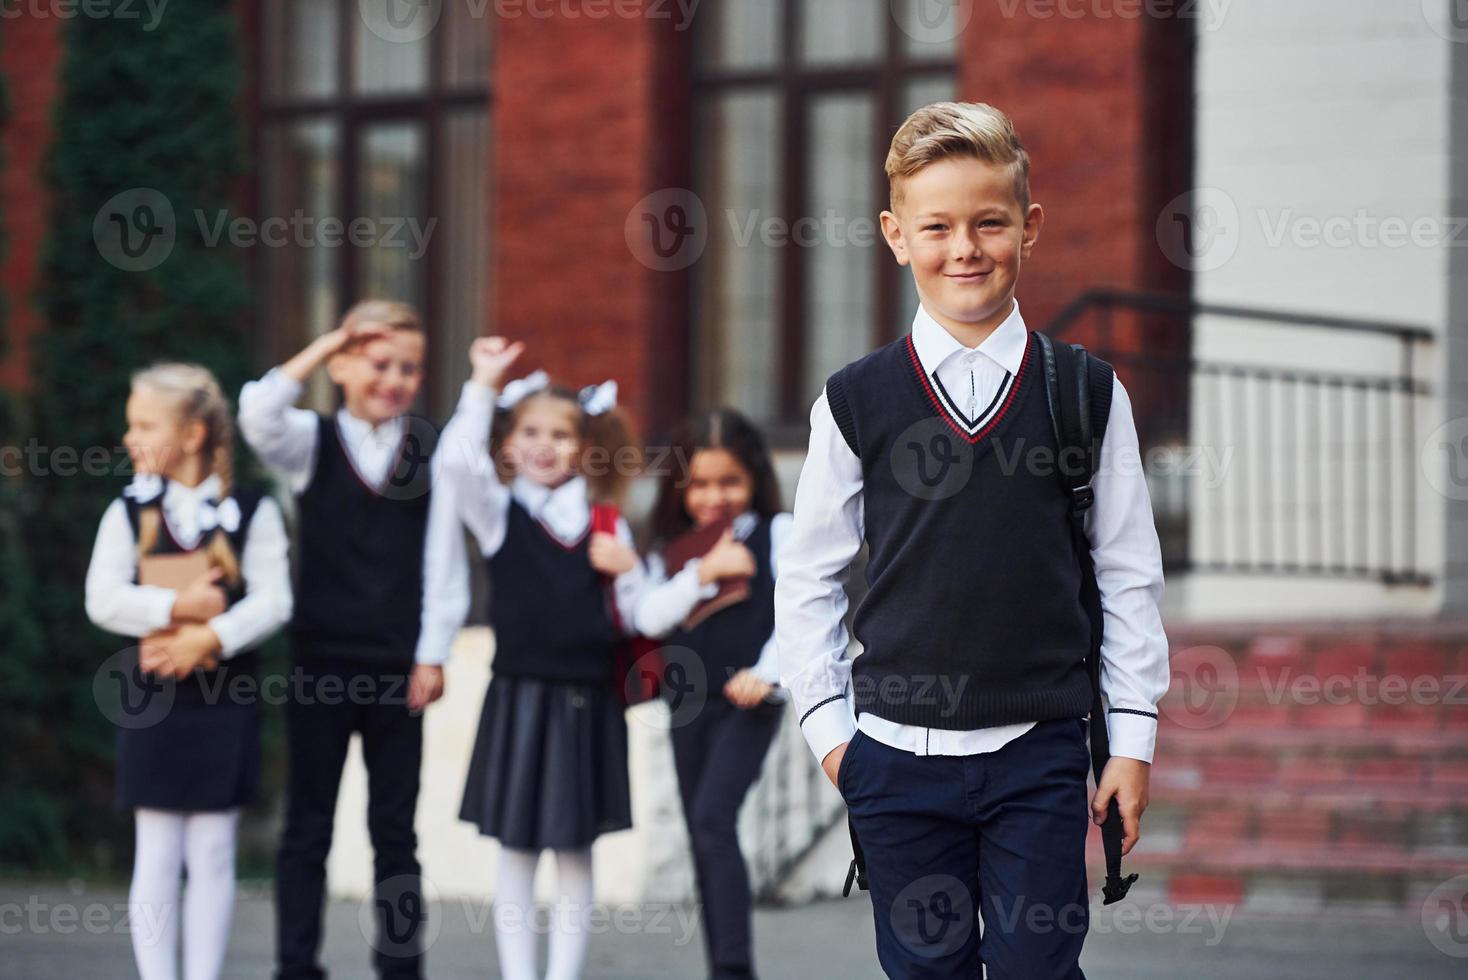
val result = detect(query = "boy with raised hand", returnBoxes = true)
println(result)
[239,299,468,980]
[775,103,1169,979]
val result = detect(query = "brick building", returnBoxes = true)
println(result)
[3,0,1465,917]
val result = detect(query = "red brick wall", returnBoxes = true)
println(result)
[0,16,64,392]
[490,3,689,440]
[959,0,1193,347]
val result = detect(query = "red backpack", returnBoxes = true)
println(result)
[590,503,663,707]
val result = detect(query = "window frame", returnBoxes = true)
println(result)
[692,0,957,439]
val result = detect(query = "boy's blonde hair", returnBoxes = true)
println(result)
[340,298,423,334]
[885,101,1031,212]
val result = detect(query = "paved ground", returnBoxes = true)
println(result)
[0,880,1462,979]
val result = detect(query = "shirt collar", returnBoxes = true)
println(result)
[164,472,223,505]
[336,407,405,447]
[512,473,590,527]
[909,300,1028,379]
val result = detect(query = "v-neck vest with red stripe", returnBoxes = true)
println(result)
[824,329,1092,730]
[485,498,621,685]
[291,412,435,664]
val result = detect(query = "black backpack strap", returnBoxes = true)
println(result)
[1036,332,1136,906]
[824,368,860,458]
[842,812,868,897]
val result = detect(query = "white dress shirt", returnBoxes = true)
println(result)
[632,508,791,689]
[436,382,644,629]
[775,300,1170,765]
[85,473,294,657]
[237,367,470,666]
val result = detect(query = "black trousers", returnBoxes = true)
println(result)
[275,655,424,980]
[670,695,782,980]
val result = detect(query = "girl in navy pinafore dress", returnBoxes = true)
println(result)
[439,337,644,980]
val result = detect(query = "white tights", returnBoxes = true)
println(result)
[128,808,239,980]
[494,847,595,980]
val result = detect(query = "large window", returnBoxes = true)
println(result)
[692,0,957,433]
[257,0,491,419]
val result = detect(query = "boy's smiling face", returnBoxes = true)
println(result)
[327,328,425,426]
[881,155,1043,337]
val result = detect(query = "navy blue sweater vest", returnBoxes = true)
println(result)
[826,329,1093,729]
[123,481,264,692]
[291,414,434,664]
[667,515,776,685]
[486,499,621,685]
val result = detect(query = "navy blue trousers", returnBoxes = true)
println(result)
[839,717,1092,979]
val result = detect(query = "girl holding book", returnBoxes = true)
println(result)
[85,363,292,980]
[439,337,644,980]
[631,409,789,980]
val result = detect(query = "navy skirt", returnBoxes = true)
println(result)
[113,648,261,812]
[459,674,631,850]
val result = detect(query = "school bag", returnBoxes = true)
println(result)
[842,330,1139,907]
[589,502,665,707]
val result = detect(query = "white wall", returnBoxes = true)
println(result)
[1181,0,1454,619]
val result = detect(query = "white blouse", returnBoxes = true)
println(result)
[84,473,293,657]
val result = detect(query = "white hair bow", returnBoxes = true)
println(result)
[497,370,550,410]
[578,380,618,417]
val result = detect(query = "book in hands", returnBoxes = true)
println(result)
[663,518,752,630]
[139,551,220,671]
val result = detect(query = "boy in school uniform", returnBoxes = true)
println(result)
[239,300,469,980]
[774,102,1170,979]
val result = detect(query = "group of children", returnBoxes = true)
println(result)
[86,303,788,980]
[86,100,1169,980]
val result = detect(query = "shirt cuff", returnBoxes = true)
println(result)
[679,559,720,600]
[1106,709,1158,764]
[413,630,454,666]
[206,614,244,660]
[143,588,180,634]
[798,696,857,765]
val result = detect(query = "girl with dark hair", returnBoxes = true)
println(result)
[633,408,790,980]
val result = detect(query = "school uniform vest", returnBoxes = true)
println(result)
[667,515,776,685]
[825,329,1093,730]
[485,498,621,685]
[122,480,264,613]
[291,413,435,664]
